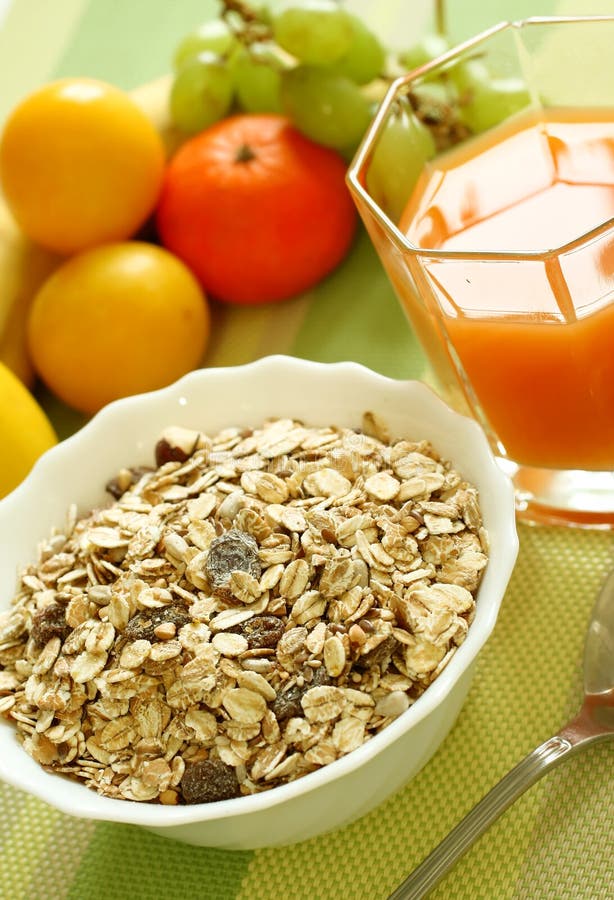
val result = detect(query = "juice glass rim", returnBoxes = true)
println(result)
[346,14,614,264]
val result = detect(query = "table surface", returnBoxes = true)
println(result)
[2,2,614,899]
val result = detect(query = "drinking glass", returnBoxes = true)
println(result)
[347,16,614,527]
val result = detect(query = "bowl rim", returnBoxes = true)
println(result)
[0,355,518,826]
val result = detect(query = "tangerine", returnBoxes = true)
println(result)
[156,113,357,304]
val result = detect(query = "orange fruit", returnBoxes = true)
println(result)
[156,113,357,304]
[0,78,165,254]
[28,242,210,415]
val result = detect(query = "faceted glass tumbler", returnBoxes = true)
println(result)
[347,17,614,527]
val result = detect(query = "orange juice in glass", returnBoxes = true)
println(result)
[348,17,614,527]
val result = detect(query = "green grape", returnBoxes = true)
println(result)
[459,72,531,133]
[399,33,450,72]
[170,53,234,134]
[280,65,373,151]
[366,108,436,223]
[234,45,283,114]
[329,13,386,85]
[447,57,490,97]
[273,1,353,66]
[252,4,274,26]
[173,20,238,70]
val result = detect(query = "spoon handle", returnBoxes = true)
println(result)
[388,734,574,900]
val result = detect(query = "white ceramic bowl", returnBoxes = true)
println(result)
[0,356,518,849]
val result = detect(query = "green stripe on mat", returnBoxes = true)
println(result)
[203,293,311,371]
[290,229,428,382]
[0,0,87,121]
[65,824,252,900]
[51,0,218,90]
[24,810,96,900]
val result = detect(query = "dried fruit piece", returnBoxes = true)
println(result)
[180,758,241,804]
[272,665,331,723]
[239,615,285,649]
[272,683,303,723]
[204,530,261,589]
[309,665,332,688]
[155,426,201,467]
[124,604,191,642]
[31,603,70,648]
[105,466,152,499]
[355,634,397,671]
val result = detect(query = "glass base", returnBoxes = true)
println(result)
[498,460,614,529]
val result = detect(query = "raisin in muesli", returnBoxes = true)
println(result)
[180,759,241,804]
[204,530,261,589]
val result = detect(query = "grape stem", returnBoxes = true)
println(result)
[435,0,446,36]
[219,0,273,45]
[219,0,260,24]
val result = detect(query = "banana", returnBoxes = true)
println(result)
[131,73,185,159]
[0,74,181,386]
[0,200,61,385]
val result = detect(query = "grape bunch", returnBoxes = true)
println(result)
[170,0,386,155]
[169,1,532,200]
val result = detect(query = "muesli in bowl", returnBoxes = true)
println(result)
[0,414,488,806]
[0,357,517,847]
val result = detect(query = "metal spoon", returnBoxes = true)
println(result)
[389,566,614,900]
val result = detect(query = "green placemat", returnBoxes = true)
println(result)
[2,3,614,899]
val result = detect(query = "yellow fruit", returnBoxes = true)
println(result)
[0,78,166,254]
[0,75,178,389]
[28,242,210,415]
[0,361,57,498]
